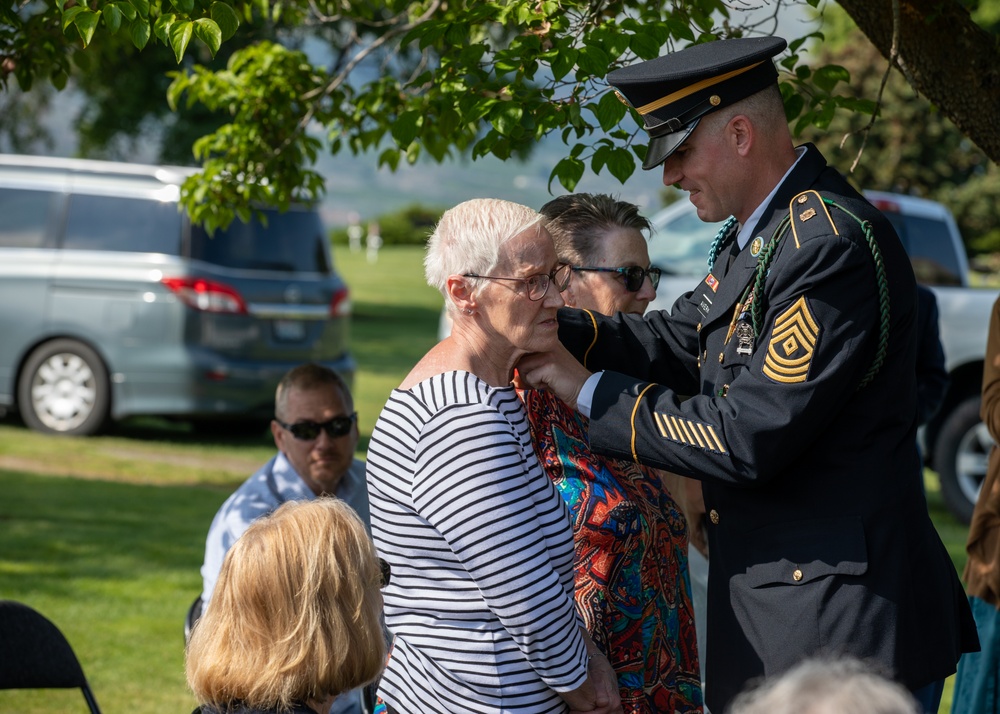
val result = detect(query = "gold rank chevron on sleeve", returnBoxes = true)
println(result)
[762,295,819,383]
[651,410,728,454]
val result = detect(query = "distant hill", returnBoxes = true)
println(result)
[315,134,665,228]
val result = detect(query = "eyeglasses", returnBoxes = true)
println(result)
[571,265,661,292]
[463,263,572,301]
[275,413,357,441]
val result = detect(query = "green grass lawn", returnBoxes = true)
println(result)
[0,245,971,713]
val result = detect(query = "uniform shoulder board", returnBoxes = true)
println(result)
[788,190,838,249]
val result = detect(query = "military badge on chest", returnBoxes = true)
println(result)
[734,321,755,356]
[724,285,757,355]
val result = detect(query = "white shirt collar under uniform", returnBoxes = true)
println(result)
[737,144,808,249]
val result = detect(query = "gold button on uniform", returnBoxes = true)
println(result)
[792,568,803,582]
[696,322,702,332]
[718,352,724,363]
[709,509,720,525]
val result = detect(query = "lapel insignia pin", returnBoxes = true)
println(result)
[799,207,817,221]
[750,237,763,256]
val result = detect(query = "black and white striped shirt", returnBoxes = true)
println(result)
[367,371,588,713]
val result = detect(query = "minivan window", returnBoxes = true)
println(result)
[190,210,330,273]
[63,194,182,254]
[0,188,55,249]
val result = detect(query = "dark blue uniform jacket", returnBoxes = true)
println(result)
[558,144,978,712]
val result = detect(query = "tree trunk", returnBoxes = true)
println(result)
[837,0,1000,164]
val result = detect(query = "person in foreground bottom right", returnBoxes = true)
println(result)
[729,656,920,714]
[950,293,1000,714]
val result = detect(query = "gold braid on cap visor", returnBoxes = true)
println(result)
[634,61,765,116]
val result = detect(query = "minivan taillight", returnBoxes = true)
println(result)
[869,198,901,214]
[330,286,351,317]
[162,277,248,314]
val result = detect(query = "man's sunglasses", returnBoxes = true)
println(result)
[275,412,357,441]
[571,265,661,292]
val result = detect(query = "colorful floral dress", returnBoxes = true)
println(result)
[522,388,703,714]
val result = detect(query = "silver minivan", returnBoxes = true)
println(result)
[0,154,355,435]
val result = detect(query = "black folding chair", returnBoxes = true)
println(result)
[0,600,102,713]
[184,595,203,646]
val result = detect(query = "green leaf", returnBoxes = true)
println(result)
[629,32,661,60]
[590,88,628,132]
[813,64,850,93]
[814,100,837,129]
[104,3,122,33]
[391,110,421,147]
[210,2,239,41]
[154,14,176,43]
[549,46,576,81]
[193,18,221,56]
[378,147,400,171]
[576,44,611,79]
[170,0,194,15]
[129,0,149,19]
[493,103,523,137]
[131,18,151,49]
[51,70,68,90]
[61,6,88,32]
[837,96,878,116]
[72,10,102,47]
[438,108,460,137]
[606,147,635,183]
[549,157,584,193]
[783,92,805,122]
[116,2,137,21]
[169,20,194,63]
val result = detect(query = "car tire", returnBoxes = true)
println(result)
[18,339,111,436]
[933,396,990,524]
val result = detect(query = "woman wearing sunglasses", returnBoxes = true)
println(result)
[365,198,622,714]
[519,193,703,713]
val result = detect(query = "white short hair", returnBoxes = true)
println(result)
[424,198,543,310]
[729,656,921,714]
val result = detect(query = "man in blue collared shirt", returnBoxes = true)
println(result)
[199,364,370,714]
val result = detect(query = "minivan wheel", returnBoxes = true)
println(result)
[18,339,110,436]
[933,396,989,525]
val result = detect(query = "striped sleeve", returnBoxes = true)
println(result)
[366,373,588,712]
[413,398,586,688]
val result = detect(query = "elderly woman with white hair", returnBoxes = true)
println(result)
[365,198,622,714]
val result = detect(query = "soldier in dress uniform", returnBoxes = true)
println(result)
[518,36,978,714]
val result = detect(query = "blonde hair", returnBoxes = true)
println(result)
[185,499,385,710]
[423,198,543,311]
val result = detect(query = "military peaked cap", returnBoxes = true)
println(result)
[608,36,787,170]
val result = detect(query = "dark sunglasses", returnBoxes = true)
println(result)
[571,265,661,292]
[275,412,357,441]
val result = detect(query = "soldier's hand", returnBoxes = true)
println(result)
[516,345,591,411]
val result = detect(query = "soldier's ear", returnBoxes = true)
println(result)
[728,114,753,157]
